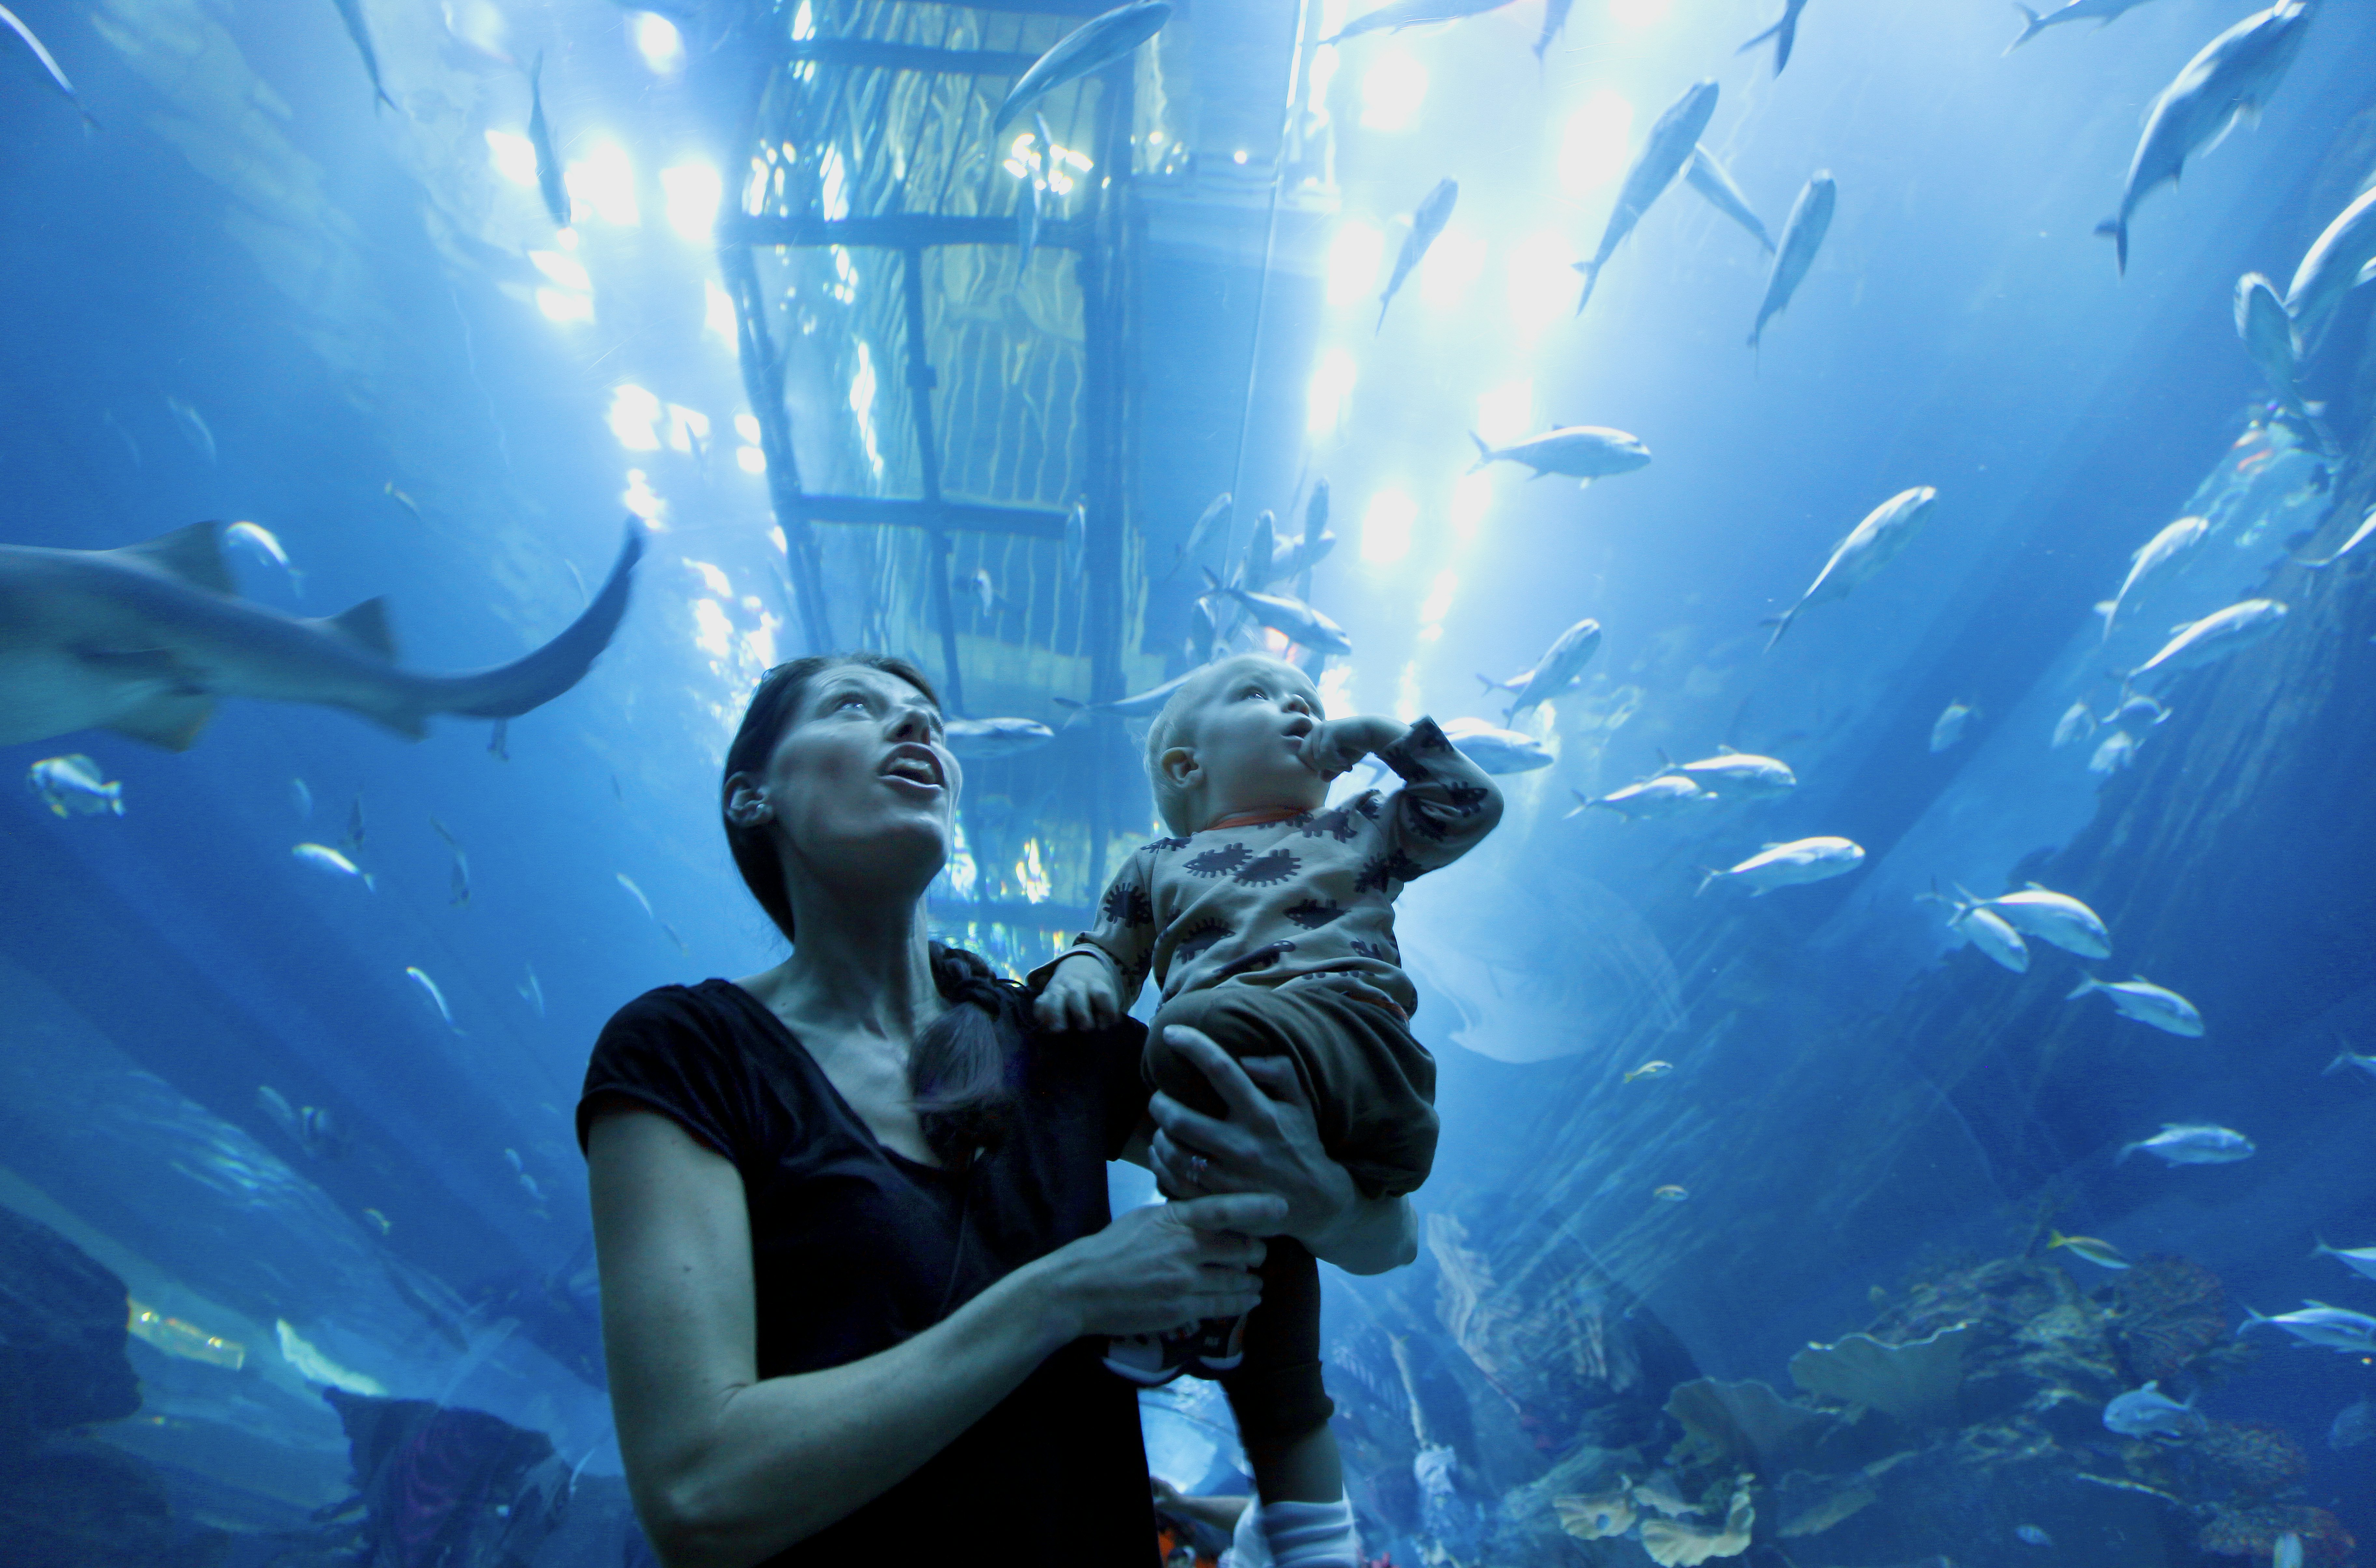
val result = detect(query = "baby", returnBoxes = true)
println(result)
[1030,652,1502,1567]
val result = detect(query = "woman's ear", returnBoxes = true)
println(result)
[724,772,771,828]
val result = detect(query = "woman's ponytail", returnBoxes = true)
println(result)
[910,942,1028,1165]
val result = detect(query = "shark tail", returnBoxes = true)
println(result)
[2095,216,2128,276]
[2005,3,2047,53]
[419,520,645,724]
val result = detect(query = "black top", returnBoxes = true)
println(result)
[577,979,1158,1568]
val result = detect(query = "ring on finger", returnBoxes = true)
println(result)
[1186,1152,1210,1189]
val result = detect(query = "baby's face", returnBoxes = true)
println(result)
[1186,658,1329,824]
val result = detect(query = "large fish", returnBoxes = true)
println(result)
[1580,775,1707,819]
[1699,836,1864,895]
[1054,667,1203,719]
[0,4,97,128]
[993,0,1171,134]
[1441,718,1551,774]
[2094,0,2315,276]
[1378,179,1458,332]
[1320,0,1518,47]
[1162,492,1232,579]
[2285,186,2376,355]
[2117,1122,2252,1165]
[1973,884,2111,957]
[2068,973,2203,1036]
[1763,485,1939,650]
[1749,172,1836,350]
[2235,272,2317,438]
[2241,1302,2376,1352]
[1736,0,1809,75]
[330,0,399,113]
[1685,146,1775,254]
[1202,570,1351,657]
[0,521,642,750]
[1466,426,1650,487]
[1658,746,1797,796]
[2095,515,2207,641]
[529,52,570,227]
[2005,0,2165,53]
[2129,598,2287,683]
[1572,80,1720,316]
[944,717,1056,760]
[1481,618,1601,721]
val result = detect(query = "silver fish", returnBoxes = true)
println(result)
[1576,775,1707,820]
[2312,1238,2376,1283]
[431,815,470,907]
[1320,0,1517,47]
[0,4,97,128]
[2242,1301,2376,1352]
[1466,427,1651,487]
[518,963,546,1018]
[2095,0,2314,275]
[2296,505,2376,569]
[1203,570,1350,657]
[225,522,303,597]
[331,0,399,113]
[406,965,458,1030]
[1685,145,1775,254]
[26,754,122,817]
[2096,515,2207,641]
[2323,1043,2376,1079]
[969,568,998,615]
[1062,502,1087,583]
[1952,904,2030,973]
[993,0,1172,134]
[1379,178,1457,332]
[529,52,568,225]
[2101,690,2170,728]
[1573,79,1720,316]
[293,842,375,891]
[2005,0,2165,53]
[0,521,642,751]
[2129,598,2288,684]
[944,717,1055,759]
[1055,667,1203,719]
[1440,718,1550,774]
[2117,1122,2250,1165]
[1930,700,1978,754]
[1482,618,1601,721]
[617,873,655,920]
[2088,729,2138,774]
[167,396,216,464]
[1764,486,1938,650]
[2102,1380,2205,1438]
[1977,884,2110,957]
[1163,492,1233,579]
[1749,171,1836,350]
[2234,272,2317,438]
[2286,185,2376,353]
[1699,836,1864,896]
[2068,974,2203,1036]
[1662,746,1797,796]
[1737,0,1809,74]
[2052,700,2097,749]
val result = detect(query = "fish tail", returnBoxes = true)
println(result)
[1466,431,1495,473]
[363,873,379,894]
[2313,1237,2333,1257]
[1736,18,1782,54]
[2114,1141,2137,1164]
[2004,3,2046,53]
[1377,295,1391,334]
[376,85,398,114]
[2094,217,2127,276]
[1571,259,1601,315]
[1695,866,1723,896]
[1760,610,1793,653]
[2324,1044,2353,1076]
[2065,974,2100,1001]
[426,519,644,722]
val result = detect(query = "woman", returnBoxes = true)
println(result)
[579,654,1416,1568]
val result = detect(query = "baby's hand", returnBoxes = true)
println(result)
[1035,952,1123,1031]
[1297,716,1408,780]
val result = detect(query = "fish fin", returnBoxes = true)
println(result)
[114,521,238,596]
[1572,258,1601,315]
[1573,475,1590,489]
[1736,18,1782,53]
[2004,2,2045,52]
[1715,743,1737,754]
[2065,974,2099,1001]
[2094,218,2127,276]
[2115,1141,2138,1164]
[1465,431,1495,473]
[314,597,400,661]
[105,689,216,751]
[1760,609,1795,653]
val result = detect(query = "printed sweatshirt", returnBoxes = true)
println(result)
[1032,717,1502,1016]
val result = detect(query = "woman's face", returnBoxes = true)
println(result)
[750,664,961,899]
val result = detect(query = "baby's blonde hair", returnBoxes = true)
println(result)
[1145,653,1324,835]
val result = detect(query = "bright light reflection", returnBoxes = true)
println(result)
[820,146,850,221]
[791,0,814,38]
[1417,225,1485,311]
[1477,380,1533,446]
[568,143,639,226]
[608,385,662,451]
[1418,570,1459,625]
[1325,220,1384,307]
[768,525,787,553]
[535,288,593,323]
[686,559,732,597]
[745,616,780,670]
[1307,348,1358,437]
[1450,472,1492,543]
[623,469,666,525]
[660,164,721,240]
[1361,488,1417,566]
[691,598,734,660]
[1358,50,1427,133]
[738,447,767,474]
[1394,661,1422,723]
[850,343,884,474]
[485,130,537,187]
[1318,662,1355,718]
[529,250,590,293]
[734,413,762,443]
[1609,0,1670,25]
[633,13,684,73]
[1559,91,1634,196]
[1308,45,1339,116]
[1509,232,1579,328]
[704,279,737,342]
[667,405,710,453]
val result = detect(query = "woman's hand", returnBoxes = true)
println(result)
[1031,1190,1286,1340]
[1145,1028,1364,1249]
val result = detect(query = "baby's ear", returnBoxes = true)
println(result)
[1158,745,1199,787]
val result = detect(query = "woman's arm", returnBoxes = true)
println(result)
[589,1104,1281,1568]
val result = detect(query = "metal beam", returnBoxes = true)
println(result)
[796,494,1070,538]
[720,213,1088,251]
[928,899,1095,932]
[898,246,967,716]
[717,241,834,653]
[786,38,1038,76]
[878,0,1111,14]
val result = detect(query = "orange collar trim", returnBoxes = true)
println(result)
[1206,807,1306,831]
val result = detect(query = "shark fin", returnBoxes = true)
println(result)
[107,689,216,751]
[316,597,400,661]
[115,522,237,596]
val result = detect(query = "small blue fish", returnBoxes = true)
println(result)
[27,754,122,817]
[294,842,375,891]
[405,965,457,1030]
[2016,1526,2053,1549]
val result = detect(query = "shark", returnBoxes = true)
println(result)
[0,519,643,751]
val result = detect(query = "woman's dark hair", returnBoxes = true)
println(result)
[723,654,1027,1163]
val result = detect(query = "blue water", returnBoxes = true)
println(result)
[2,0,2373,1561]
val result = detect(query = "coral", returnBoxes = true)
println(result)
[1789,1322,1975,1427]
[1638,1479,1753,1567]
[2109,1254,2226,1382]
[2197,1503,2354,1564]
[1663,1379,1832,1476]
[1552,1484,1633,1540]
[2189,1420,2310,1499]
